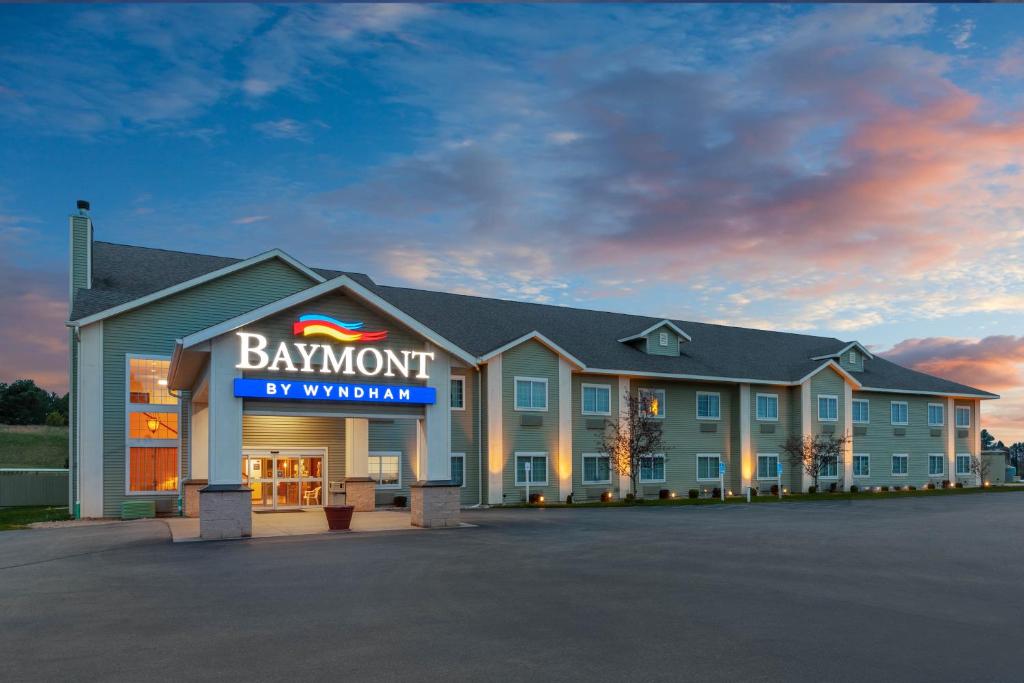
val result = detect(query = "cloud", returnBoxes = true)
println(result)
[252,118,313,141]
[881,336,1024,393]
[0,255,68,393]
[950,19,975,50]
[232,215,270,225]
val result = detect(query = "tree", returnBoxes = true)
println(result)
[0,379,51,425]
[779,433,850,492]
[1009,442,1024,471]
[600,391,668,499]
[969,453,992,486]
[981,429,996,450]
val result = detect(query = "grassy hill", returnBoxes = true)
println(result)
[0,425,69,468]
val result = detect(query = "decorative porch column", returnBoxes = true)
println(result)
[800,379,813,492]
[739,383,752,493]
[411,343,460,527]
[199,334,251,540]
[945,397,956,485]
[842,383,854,490]
[344,417,374,511]
[617,376,630,499]
[557,358,573,503]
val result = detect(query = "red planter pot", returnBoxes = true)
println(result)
[323,505,354,531]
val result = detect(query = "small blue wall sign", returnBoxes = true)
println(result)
[233,378,436,405]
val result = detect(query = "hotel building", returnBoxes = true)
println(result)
[65,203,999,538]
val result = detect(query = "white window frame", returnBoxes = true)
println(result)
[513,376,549,412]
[956,453,971,475]
[639,387,666,419]
[514,451,548,486]
[696,454,722,482]
[890,401,909,426]
[755,393,779,422]
[696,391,720,421]
[928,453,945,477]
[368,451,402,490]
[817,394,838,422]
[756,454,780,481]
[581,452,612,485]
[124,354,180,497]
[852,399,870,424]
[580,383,612,417]
[820,455,839,479]
[955,406,971,429]
[450,453,466,488]
[927,403,944,427]
[638,453,666,483]
[450,376,465,411]
[658,331,669,347]
[853,454,870,478]
[891,453,909,477]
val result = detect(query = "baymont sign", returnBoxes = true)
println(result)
[236,331,434,379]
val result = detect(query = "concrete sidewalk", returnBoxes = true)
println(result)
[164,508,473,542]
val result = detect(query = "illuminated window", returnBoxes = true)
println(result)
[927,404,944,427]
[126,356,178,494]
[639,454,665,483]
[696,391,719,420]
[891,401,909,425]
[817,395,838,422]
[582,453,610,484]
[853,454,870,477]
[928,454,944,476]
[368,452,401,489]
[450,453,465,487]
[515,453,548,485]
[639,388,666,418]
[756,394,778,421]
[756,454,779,480]
[128,447,179,492]
[581,384,611,416]
[955,406,970,428]
[892,454,908,476]
[697,454,721,481]
[450,376,465,410]
[852,399,870,424]
[514,377,548,411]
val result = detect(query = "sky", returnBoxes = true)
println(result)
[0,3,1022,443]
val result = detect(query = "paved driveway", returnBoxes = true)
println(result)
[1,494,1021,682]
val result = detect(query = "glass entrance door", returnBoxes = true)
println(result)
[242,450,324,511]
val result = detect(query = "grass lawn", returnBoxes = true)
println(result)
[0,506,70,531]
[0,425,68,468]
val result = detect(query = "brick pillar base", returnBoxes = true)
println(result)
[344,477,376,512]
[199,485,252,540]
[183,479,207,518]
[410,481,460,528]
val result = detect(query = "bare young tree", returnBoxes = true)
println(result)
[969,453,992,486]
[600,391,668,498]
[779,433,850,492]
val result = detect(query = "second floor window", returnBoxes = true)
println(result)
[956,406,970,428]
[852,399,870,424]
[514,377,548,411]
[582,384,611,415]
[450,377,465,410]
[927,404,944,427]
[891,402,909,425]
[696,391,720,420]
[818,395,838,422]
[756,394,778,421]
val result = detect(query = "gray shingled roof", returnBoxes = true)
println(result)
[70,242,997,398]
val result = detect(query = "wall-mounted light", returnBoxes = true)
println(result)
[147,417,159,433]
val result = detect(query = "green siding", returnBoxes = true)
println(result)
[629,380,737,496]
[850,391,951,488]
[954,399,974,454]
[644,325,681,356]
[101,258,317,517]
[502,341,560,503]
[369,419,417,506]
[837,348,865,373]
[450,368,481,506]
[70,215,90,293]
[571,374,619,500]
[752,386,801,492]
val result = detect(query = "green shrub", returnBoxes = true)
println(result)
[528,492,544,504]
[659,489,671,500]
[688,489,699,499]
[850,485,859,493]
[770,484,779,496]
[807,485,816,494]
[955,482,964,489]
[829,482,838,493]
[908,485,916,491]
[712,487,721,499]
[881,485,889,492]
[393,495,407,507]
[44,411,66,427]
[926,483,935,490]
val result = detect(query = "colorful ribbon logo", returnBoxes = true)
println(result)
[292,314,388,343]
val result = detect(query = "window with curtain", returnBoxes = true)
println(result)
[697,455,721,480]
[639,454,665,482]
[955,407,970,428]
[852,399,870,424]
[853,455,870,477]
[514,377,548,411]
[817,395,838,422]
[927,404,944,426]
[582,454,610,484]
[756,394,778,421]
[126,357,178,494]
[639,388,666,418]
[450,377,465,410]
[696,392,719,419]
[450,454,464,487]
[515,453,547,485]
[757,454,779,479]
[956,454,971,475]
[581,384,611,415]
[928,455,944,476]
[892,454,908,476]
[891,402,909,425]
[820,456,838,478]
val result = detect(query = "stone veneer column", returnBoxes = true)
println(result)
[344,417,375,511]
[411,343,460,527]
[199,334,251,540]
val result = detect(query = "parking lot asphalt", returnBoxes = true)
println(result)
[1,494,1021,682]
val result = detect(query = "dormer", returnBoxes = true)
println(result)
[811,341,873,373]
[618,320,691,357]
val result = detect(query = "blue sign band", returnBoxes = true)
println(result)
[234,378,436,405]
